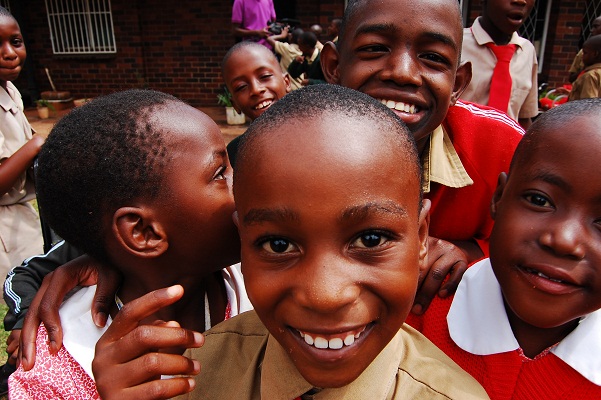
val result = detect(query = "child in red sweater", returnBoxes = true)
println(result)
[407,98,601,399]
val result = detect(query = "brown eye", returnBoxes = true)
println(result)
[261,238,294,253]
[352,232,387,248]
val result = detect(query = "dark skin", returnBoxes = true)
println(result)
[490,114,601,358]
[321,0,477,314]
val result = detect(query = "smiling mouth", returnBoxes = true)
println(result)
[296,325,368,350]
[379,99,418,114]
[254,100,273,110]
[523,267,570,284]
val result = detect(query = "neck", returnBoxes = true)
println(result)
[479,17,513,45]
[116,270,228,333]
[505,301,579,359]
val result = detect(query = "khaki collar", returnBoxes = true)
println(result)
[422,125,473,193]
[261,330,405,399]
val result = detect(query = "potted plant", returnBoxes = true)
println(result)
[217,87,246,125]
[35,99,55,119]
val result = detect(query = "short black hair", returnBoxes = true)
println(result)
[36,89,180,262]
[510,98,601,173]
[298,31,318,48]
[221,41,278,76]
[584,34,601,52]
[234,84,422,205]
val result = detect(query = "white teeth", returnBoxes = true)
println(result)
[314,337,328,349]
[304,334,314,345]
[298,327,365,350]
[329,338,343,349]
[254,100,272,110]
[380,99,418,114]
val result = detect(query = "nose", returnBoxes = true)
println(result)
[538,216,585,260]
[296,254,360,314]
[249,78,266,96]
[0,43,16,60]
[379,50,422,87]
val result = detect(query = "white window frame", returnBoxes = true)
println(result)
[518,0,552,74]
[45,0,116,55]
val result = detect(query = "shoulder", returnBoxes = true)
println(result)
[395,324,489,399]
[445,101,524,142]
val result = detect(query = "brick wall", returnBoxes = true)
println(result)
[10,0,588,105]
[11,0,345,107]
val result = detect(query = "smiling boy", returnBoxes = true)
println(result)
[320,0,524,310]
[407,99,601,399]
[91,85,489,400]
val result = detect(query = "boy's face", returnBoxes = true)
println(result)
[582,44,597,67]
[0,16,25,84]
[155,104,240,274]
[223,46,291,121]
[490,115,601,331]
[592,17,601,36]
[235,116,429,387]
[321,0,471,145]
[298,40,314,58]
[482,0,535,36]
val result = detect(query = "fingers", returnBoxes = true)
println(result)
[92,260,123,327]
[412,237,467,315]
[101,286,184,343]
[20,273,52,370]
[98,376,197,400]
[439,259,468,298]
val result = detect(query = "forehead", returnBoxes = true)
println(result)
[237,116,419,205]
[224,47,279,79]
[155,103,223,148]
[343,0,462,47]
[0,15,19,31]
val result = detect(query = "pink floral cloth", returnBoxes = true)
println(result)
[9,325,100,399]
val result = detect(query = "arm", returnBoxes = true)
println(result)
[266,26,289,49]
[0,135,44,196]
[93,286,202,400]
[19,256,122,370]
[287,57,306,79]
[232,23,270,40]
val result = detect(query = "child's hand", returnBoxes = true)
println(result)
[19,255,121,370]
[93,286,203,400]
[295,55,304,63]
[411,236,468,315]
[6,329,20,366]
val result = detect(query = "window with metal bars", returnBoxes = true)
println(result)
[518,0,552,74]
[580,1,601,46]
[45,0,116,55]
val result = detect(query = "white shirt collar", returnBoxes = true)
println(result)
[471,17,525,49]
[448,258,601,385]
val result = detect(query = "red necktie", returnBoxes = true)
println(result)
[485,43,516,113]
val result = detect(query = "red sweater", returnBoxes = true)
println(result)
[406,298,601,399]
[427,101,523,255]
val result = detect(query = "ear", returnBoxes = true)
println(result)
[417,199,431,266]
[112,207,168,258]
[283,72,292,93]
[450,61,472,106]
[320,41,341,84]
[490,172,508,220]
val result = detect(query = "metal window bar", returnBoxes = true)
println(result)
[45,0,116,55]
[0,1,9,11]
[581,0,601,46]
[518,0,552,74]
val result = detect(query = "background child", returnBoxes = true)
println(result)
[320,0,524,312]
[569,16,601,83]
[568,35,601,101]
[288,31,326,86]
[91,84,490,400]
[0,6,44,283]
[9,89,252,398]
[266,26,304,90]
[407,98,601,398]
[460,0,538,129]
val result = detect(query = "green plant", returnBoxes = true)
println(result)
[216,87,234,108]
[35,99,55,111]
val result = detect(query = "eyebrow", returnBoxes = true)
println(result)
[340,201,408,222]
[243,207,299,225]
[530,169,570,192]
[353,23,457,52]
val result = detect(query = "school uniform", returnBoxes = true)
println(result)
[177,310,489,400]
[427,100,524,255]
[273,41,303,90]
[0,82,43,278]
[406,259,601,400]
[9,265,252,400]
[568,62,601,101]
[460,18,539,122]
